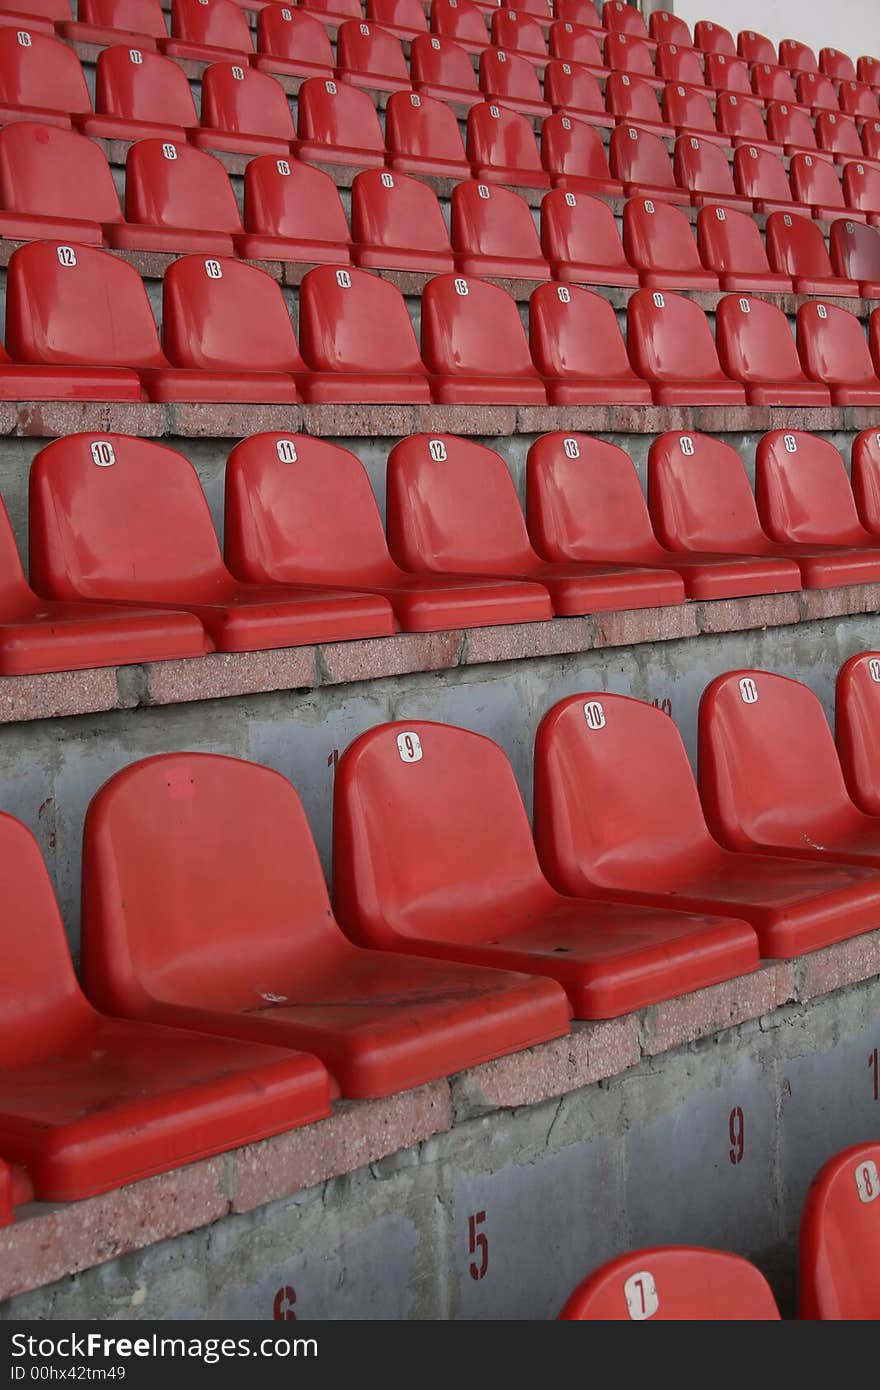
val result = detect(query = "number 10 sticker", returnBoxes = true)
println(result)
[397,731,422,763]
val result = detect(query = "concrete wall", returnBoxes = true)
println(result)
[3,970,877,1319]
[673,0,880,60]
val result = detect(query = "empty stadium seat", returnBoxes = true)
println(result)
[163,0,253,63]
[716,94,775,151]
[254,5,336,81]
[366,0,428,41]
[0,29,90,129]
[385,88,471,178]
[240,154,352,263]
[798,72,841,115]
[540,114,623,196]
[4,242,165,400]
[224,432,552,629]
[296,76,386,168]
[451,179,548,279]
[609,123,686,203]
[60,0,167,50]
[699,669,880,868]
[715,294,832,404]
[603,2,649,41]
[109,139,242,255]
[789,151,854,220]
[838,80,880,121]
[674,133,756,211]
[466,100,548,186]
[0,488,209,672]
[857,56,880,86]
[649,11,691,49]
[0,0,66,27]
[766,210,858,293]
[409,33,481,107]
[543,60,610,121]
[333,718,758,1018]
[297,264,430,401]
[822,48,858,81]
[352,168,453,272]
[335,19,411,94]
[779,38,818,74]
[430,0,490,55]
[836,651,880,814]
[81,45,200,144]
[695,20,735,57]
[193,62,295,157]
[752,63,799,106]
[0,809,332,1202]
[663,85,726,145]
[548,22,603,71]
[478,47,545,118]
[852,426,880,532]
[656,45,705,89]
[626,289,746,404]
[696,205,793,291]
[0,122,121,245]
[842,161,880,219]
[81,750,569,1099]
[555,0,602,32]
[300,0,362,24]
[738,30,777,66]
[705,54,752,95]
[387,432,685,610]
[559,1249,780,1321]
[831,217,880,295]
[797,300,880,404]
[529,283,652,404]
[532,689,880,958]
[605,32,660,86]
[527,431,800,601]
[605,72,672,136]
[622,197,718,289]
[29,434,395,649]
[766,100,818,154]
[817,112,864,163]
[540,188,636,285]
[419,274,546,402]
[649,428,878,590]
[799,1143,880,1320]
[733,144,802,214]
[491,9,547,60]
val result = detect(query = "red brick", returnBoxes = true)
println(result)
[379,269,433,298]
[15,402,166,437]
[463,617,592,664]
[197,146,251,176]
[111,248,176,281]
[800,583,880,620]
[795,928,880,1002]
[692,404,769,432]
[593,603,699,648]
[165,402,302,437]
[698,591,802,634]
[517,404,613,434]
[144,649,318,706]
[640,962,796,1056]
[767,404,841,432]
[303,403,419,437]
[0,668,120,724]
[412,404,517,437]
[319,632,464,685]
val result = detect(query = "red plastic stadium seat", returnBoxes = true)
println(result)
[799,1143,880,1319]
[663,85,727,146]
[779,39,818,75]
[752,64,799,107]
[352,168,453,272]
[0,1160,12,1226]
[700,669,880,870]
[296,76,386,168]
[29,433,394,648]
[695,21,735,58]
[836,651,880,813]
[254,6,335,81]
[409,34,481,107]
[420,273,545,402]
[192,62,295,157]
[491,9,547,60]
[798,300,880,403]
[716,95,775,151]
[0,488,209,671]
[385,89,470,178]
[430,0,490,56]
[452,179,547,279]
[225,432,552,629]
[603,1,648,40]
[697,205,792,291]
[540,188,636,285]
[0,29,91,129]
[798,73,841,116]
[81,45,199,144]
[154,254,303,402]
[163,0,253,63]
[334,718,757,1019]
[298,264,430,402]
[529,282,653,404]
[533,688,880,959]
[733,143,802,214]
[60,0,167,50]
[649,427,877,591]
[623,197,717,289]
[766,210,858,293]
[526,431,799,601]
[108,139,242,255]
[554,0,601,30]
[0,0,68,24]
[541,114,622,195]
[4,242,165,400]
[766,100,818,154]
[548,22,603,71]
[858,56,880,87]
[0,123,121,245]
[609,124,687,202]
[605,32,658,86]
[817,112,864,163]
[559,1249,780,1320]
[299,0,362,24]
[789,151,853,220]
[478,47,545,117]
[674,135,753,210]
[466,100,549,186]
[830,217,880,294]
[543,62,610,123]
[656,45,705,89]
[605,72,672,136]
[853,425,880,535]
[82,751,569,1099]
[335,20,411,94]
[649,10,691,48]
[626,288,745,404]
[387,431,684,610]
[705,54,752,96]
[843,161,880,219]
[0,810,331,1202]
[715,294,831,404]
[821,48,857,83]
[240,154,352,263]
[738,30,776,65]
[839,81,880,121]
[366,0,428,42]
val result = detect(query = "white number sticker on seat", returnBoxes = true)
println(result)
[397,731,422,763]
[326,80,337,94]
[628,126,638,140]
[497,50,507,62]
[583,701,605,730]
[90,440,116,468]
[281,7,292,19]
[855,1159,879,1203]
[817,304,828,318]
[276,439,297,464]
[231,65,245,80]
[16,30,31,46]
[429,439,447,461]
[205,259,223,279]
[783,434,798,452]
[622,74,631,87]
[739,677,758,703]
[563,437,580,458]
[868,657,880,682]
[624,1272,658,1320]
[56,246,77,267]
[715,207,726,222]
[336,269,352,288]
[564,192,577,207]
[478,184,490,199]
[454,278,469,296]
[276,159,291,175]
[162,143,177,160]
[489,104,500,118]
[360,22,369,34]
[410,93,421,107]
[653,292,665,307]
[644,200,655,214]
[431,37,440,48]
[679,436,694,455]
[783,214,792,226]
[739,298,751,312]
[557,286,571,303]
[690,137,699,149]
[129,48,142,62]
[561,117,571,130]
[381,172,394,187]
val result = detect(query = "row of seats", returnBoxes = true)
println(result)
[6,425,880,679]
[10,242,880,406]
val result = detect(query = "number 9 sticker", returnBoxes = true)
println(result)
[397,731,422,763]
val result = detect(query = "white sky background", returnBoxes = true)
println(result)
[672,0,880,61]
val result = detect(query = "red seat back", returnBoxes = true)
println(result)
[839,80,880,119]
[543,62,605,115]
[790,151,845,209]
[779,38,818,73]
[656,45,705,88]
[548,22,602,67]
[0,122,121,225]
[200,62,295,140]
[648,430,769,552]
[626,288,730,389]
[766,209,836,278]
[78,0,168,38]
[367,0,427,34]
[409,33,479,97]
[479,46,544,104]
[430,0,489,49]
[738,30,776,65]
[124,139,242,233]
[695,20,735,57]
[716,93,769,144]
[451,178,542,262]
[663,83,715,133]
[297,265,425,377]
[604,0,648,39]
[528,281,643,388]
[716,293,813,391]
[491,9,547,58]
[541,112,613,179]
[755,429,868,545]
[0,28,91,116]
[705,54,752,94]
[540,187,628,274]
[604,31,655,77]
[161,254,304,373]
[831,217,880,285]
[766,100,817,150]
[817,112,862,159]
[798,72,840,112]
[623,197,703,274]
[170,0,253,53]
[296,76,386,155]
[797,299,880,390]
[606,71,664,124]
[420,273,541,392]
[94,44,199,127]
[559,1248,780,1320]
[799,1143,880,1320]
[466,99,543,175]
[836,651,880,814]
[752,63,798,105]
[336,19,410,83]
[352,167,452,259]
[697,205,777,279]
[385,88,469,165]
[256,6,335,72]
[852,425,880,532]
[674,135,738,198]
[733,144,794,204]
[649,10,691,48]
[609,123,676,192]
[244,154,350,245]
[843,161,880,214]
